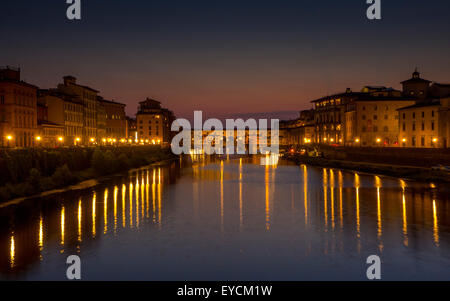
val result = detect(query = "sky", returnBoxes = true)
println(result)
[1,0,449,120]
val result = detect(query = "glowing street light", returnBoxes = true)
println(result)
[36,136,41,141]
[58,137,64,142]
[6,135,13,141]
[432,138,438,143]
[376,138,381,143]
[90,138,96,143]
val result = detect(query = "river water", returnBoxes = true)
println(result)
[1,155,449,280]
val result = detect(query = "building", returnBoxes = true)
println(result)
[36,98,65,147]
[280,110,315,147]
[0,66,38,148]
[136,98,175,145]
[127,117,137,141]
[397,73,450,148]
[397,100,441,148]
[345,87,416,147]
[38,89,84,146]
[57,76,99,143]
[98,97,127,141]
[96,101,107,142]
[312,89,364,145]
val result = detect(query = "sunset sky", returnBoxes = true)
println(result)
[1,0,449,119]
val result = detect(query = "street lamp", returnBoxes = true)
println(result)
[6,135,13,148]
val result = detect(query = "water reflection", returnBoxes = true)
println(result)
[0,157,449,280]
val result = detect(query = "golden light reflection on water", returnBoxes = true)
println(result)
[122,184,126,228]
[433,200,439,247]
[323,169,328,230]
[330,169,335,230]
[104,188,108,234]
[354,173,361,253]
[92,192,96,237]
[401,182,409,247]
[114,186,118,234]
[129,183,133,228]
[2,159,448,275]
[158,168,162,227]
[338,171,343,229]
[302,165,308,227]
[61,206,65,248]
[39,215,43,251]
[10,235,15,268]
[265,163,270,231]
[78,199,82,243]
[152,169,156,222]
[146,171,150,219]
[375,176,383,252]
[239,158,243,230]
[135,178,140,229]
[220,161,224,232]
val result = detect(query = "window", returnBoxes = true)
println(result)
[421,123,425,131]
[412,123,416,131]
[402,123,406,131]
[373,126,378,132]
[431,122,435,131]
[422,112,425,118]
[362,126,367,132]
[374,105,378,111]
[0,95,4,104]
[432,111,435,117]
[373,115,378,120]
[412,112,416,119]
[384,115,388,120]
[412,136,416,147]
[402,113,406,119]
[384,126,389,132]
[362,115,366,120]
[421,137,425,147]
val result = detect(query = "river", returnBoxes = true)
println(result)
[1,155,449,280]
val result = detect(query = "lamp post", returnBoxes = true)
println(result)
[6,135,13,148]
[35,136,42,147]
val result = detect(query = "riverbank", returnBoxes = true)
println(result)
[284,154,450,183]
[0,146,178,202]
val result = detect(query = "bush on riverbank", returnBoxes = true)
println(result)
[0,146,176,202]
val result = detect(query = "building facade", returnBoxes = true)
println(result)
[0,67,38,148]
[345,88,416,147]
[136,98,175,145]
[98,97,127,141]
[38,89,84,146]
[397,71,450,148]
[57,76,99,143]
[312,89,363,145]
[280,110,315,147]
